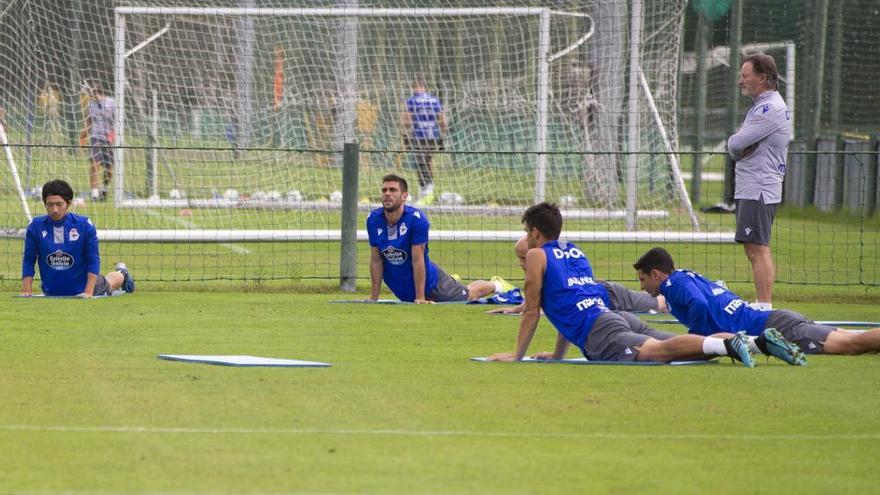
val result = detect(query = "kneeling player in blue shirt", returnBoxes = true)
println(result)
[488,203,762,366]
[633,247,879,357]
[367,175,510,304]
[21,179,135,298]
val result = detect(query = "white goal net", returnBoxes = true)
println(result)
[1,0,695,283]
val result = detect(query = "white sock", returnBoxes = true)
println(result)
[91,188,100,198]
[425,183,434,195]
[748,337,763,354]
[751,301,773,311]
[492,281,504,293]
[702,337,728,356]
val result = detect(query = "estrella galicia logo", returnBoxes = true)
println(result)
[47,250,74,270]
[381,246,408,265]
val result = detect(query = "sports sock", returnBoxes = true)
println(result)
[91,188,100,199]
[748,336,765,354]
[702,337,728,356]
[492,281,504,293]
[751,301,773,310]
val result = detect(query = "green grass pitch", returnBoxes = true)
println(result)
[2,292,879,494]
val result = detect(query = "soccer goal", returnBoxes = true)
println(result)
[105,1,697,243]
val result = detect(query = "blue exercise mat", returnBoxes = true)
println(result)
[471,357,715,366]
[14,290,126,299]
[652,319,878,328]
[329,299,506,305]
[158,354,331,367]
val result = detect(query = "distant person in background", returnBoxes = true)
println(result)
[727,53,792,310]
[21,179,135,298]
[81,83,115,201]
[402,78,447,205]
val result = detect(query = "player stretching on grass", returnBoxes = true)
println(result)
[367,174,511,304]
[21,179,135,298]
[633,247,880,357]
[487,203,793,366]
[487,236,668,315]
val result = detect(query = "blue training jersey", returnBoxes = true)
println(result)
[659,269,770,336]
[22,212,101,296]
[405,91,443,140]
[366,205,438,302]
[540,240,611,351]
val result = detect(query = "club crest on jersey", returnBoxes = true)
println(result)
[69,228,79,242]
[399,223,408,236]
[47,250,74,270]
[381,246,407,265]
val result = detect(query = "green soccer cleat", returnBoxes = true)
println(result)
[758,328,807,366]
[723,331,756,368]
[490,275,515,293]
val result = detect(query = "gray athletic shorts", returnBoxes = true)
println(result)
[599,281,659,313]
[90,137,114,168]
[765,309,835,354]
[426,267,468,302]
[93,273,112,296]
[583,311,675,361]
[734,197,777,245]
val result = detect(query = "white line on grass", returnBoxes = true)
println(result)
[144,209,252,255]
[2,424,877,441]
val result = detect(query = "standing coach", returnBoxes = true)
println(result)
[727,53,792,311]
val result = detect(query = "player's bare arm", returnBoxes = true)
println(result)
[489,247,545,361]
[368,246,384,301]
[411,243,433,304]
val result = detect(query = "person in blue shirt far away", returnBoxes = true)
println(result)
[634,247,880,357]
[367,174,512,304]
[21,179,135,298]
[488,202,780,366]
[402,78,447,205]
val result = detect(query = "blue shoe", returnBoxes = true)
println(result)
[759,328,807,366]
[724,331,755,368]
[116,262,135,293]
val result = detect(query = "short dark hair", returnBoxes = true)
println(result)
[382,174,408,193]
[633,247,676,275]
[42,179,74,204]
[522,202,562,240]
[744,53,779,90]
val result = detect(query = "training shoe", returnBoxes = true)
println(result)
[116,262,135,293]
[450,273,462,283]
[490,275,515,293]
[724,331,755,368]
[758,328,807,366]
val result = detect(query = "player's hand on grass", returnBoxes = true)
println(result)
[19,291,32,297]
[413,298,435,304]
[77,292,93,299]
[487,352,518,362]
[530,352,556,360]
